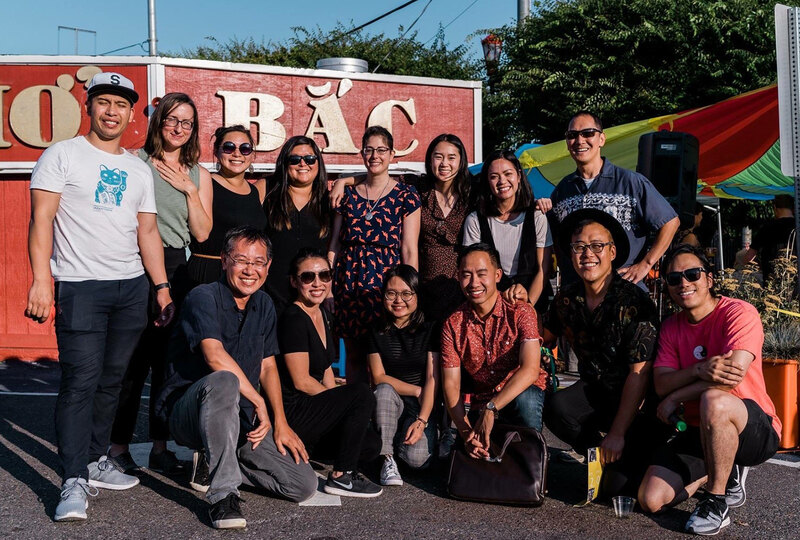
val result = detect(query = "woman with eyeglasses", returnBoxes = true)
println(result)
[109,92,213,475]
[328,126,421,384]
[331,134,475,324]
[187,125,268,287]
[277,248,382,498]
[462,149,553,311]
[263,136,331,316]
[368,265,439,486]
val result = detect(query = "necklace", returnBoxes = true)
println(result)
[364,179,390,221]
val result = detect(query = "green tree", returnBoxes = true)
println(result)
[178,25,481,81]
[484,0,777,148]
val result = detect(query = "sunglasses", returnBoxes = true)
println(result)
[565,128,602,140]
[288,154,318,166]
[664,267,705,286]
[297,270,332,284]
[220,141,254,156]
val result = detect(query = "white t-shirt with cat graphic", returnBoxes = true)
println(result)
[30,136,156,281]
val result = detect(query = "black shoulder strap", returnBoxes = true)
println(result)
[513,205,540,288]
[477,213,496,250]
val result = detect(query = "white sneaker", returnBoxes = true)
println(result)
[54,477,98,522]
[380,456,404,486]
[88,456,140,490]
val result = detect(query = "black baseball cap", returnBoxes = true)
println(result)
[87,72,139,105]
[558,208,630,269]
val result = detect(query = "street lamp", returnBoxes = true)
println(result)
[481,34,503,92]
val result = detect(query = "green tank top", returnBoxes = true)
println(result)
[138,149,202,248]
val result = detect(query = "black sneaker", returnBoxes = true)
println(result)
[323,471,383,498]
[208,493,246,529]
[725,465,748,508]
[190,450,210,493]
[110,451,140,474]
[148,449,187,476]
[685,494,730,536]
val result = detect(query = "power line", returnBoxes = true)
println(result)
[345,0,421,35]
[423,0,482,47]
[372,0,434,73]
[100,40,149,56]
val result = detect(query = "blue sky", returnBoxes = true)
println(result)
[1,0,519,63]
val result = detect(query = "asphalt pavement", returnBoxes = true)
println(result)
[1,359,798,539]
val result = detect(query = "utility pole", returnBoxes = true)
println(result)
[147,0,157,56]
[518,0,530,26]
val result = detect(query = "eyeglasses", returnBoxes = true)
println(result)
[297,270,332,284]
[384,290,416,301]
[362,146,391,156]
[569,241,614,254]
[228,255,268,269]
[565,128,602,140]
[664,267,705,286]
[221,141,254,156]
[163,116,194,130]
[288,154,318,166]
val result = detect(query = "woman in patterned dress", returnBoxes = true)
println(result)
[328,126,421,384]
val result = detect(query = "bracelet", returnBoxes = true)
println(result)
[154,282,171,291]
[415,416,428,427]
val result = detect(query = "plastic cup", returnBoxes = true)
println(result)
[612,496,636,518]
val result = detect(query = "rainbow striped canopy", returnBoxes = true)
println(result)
[513,85,793,201]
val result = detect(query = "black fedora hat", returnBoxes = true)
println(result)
[558,208,630,269]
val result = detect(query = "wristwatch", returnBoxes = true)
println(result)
[484,401,499,418]
[154,282,171,291]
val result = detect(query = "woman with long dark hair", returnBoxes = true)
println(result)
[462,149,553,310]
[277,248,382,498]
[328,126,421,384]
[263,136,331,315]
[416,134,474,322]
[186,125,268,286]
[368,265,439,486]
[109,92,213,474]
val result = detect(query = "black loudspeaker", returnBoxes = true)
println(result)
[637,131,699,229]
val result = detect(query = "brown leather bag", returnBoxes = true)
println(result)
[447,424,547,506]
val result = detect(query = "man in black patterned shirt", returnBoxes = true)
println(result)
[543,209,661,495]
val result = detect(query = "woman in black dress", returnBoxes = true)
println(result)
[277,248,382,498]
[263,136,331,315]
[368,265,439,486]
[187,125,267,286]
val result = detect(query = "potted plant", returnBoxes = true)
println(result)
[719,257,800,449]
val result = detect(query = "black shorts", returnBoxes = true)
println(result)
[650,399,780,485]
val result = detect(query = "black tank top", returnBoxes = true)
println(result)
[190,178,267,256]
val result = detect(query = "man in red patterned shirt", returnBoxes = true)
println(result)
[441,243,548,459]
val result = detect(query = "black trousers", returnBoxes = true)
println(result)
[283,383,380,473]
[544,379,668,497]
[111,247,189,445]
[54,276,149,480]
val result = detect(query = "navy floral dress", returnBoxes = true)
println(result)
[333,182,421,338]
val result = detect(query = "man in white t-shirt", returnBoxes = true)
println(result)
[25,72,174,522]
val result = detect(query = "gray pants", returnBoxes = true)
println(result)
[169,370,317,504]
[373,383,436,469]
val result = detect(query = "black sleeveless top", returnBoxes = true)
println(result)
[190,179,267,256]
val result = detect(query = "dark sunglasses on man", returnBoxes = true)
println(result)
[565,128,603,140]
[664,267,706,286]
[221,141,254,156]
[287,154,318,166]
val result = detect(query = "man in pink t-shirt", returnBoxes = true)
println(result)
[637,245,780,536]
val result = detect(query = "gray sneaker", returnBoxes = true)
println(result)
[54,477,98,522]
[725,465,748,508]
[88,456,140,490]
[685,494,730,536]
